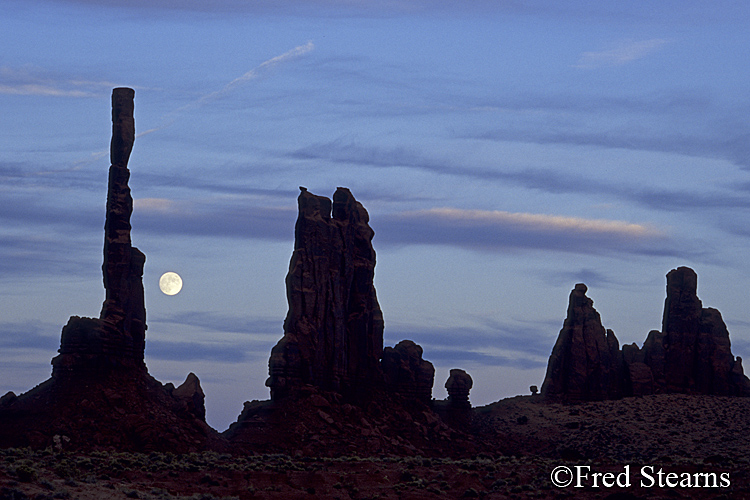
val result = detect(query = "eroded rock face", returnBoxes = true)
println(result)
[266,187,384,400]
[52,88,146,377]
[541,284,625,402]
[382,340,435,403]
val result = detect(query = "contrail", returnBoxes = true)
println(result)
[72,41,316,168]
[137,41,315,139]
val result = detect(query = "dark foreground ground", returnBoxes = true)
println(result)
[2,393,750,499]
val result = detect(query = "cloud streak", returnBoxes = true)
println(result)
[292,139,750,211]
[0,65,131,98]
[0,322,59,351]
[384,317,556,370]
[131,193,676,257]
[150,311,281,337]
[378,207,673,256]
[575,39,672,68]
[132,198,296,241]
[145,313,283,363]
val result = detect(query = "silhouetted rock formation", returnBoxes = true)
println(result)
[622,341,655,396]
[446,369,473,408]
[541,268,750,402]
[52,88,146,377]
[172,372,207,421]
[0,88,222,452]
[382,340,435,402]
[640,267,750,396]
[266,187,384,400]
[541,284,625,402]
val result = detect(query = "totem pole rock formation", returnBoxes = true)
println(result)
[52,87,147,377]
[266,187,385,400]
[541,284,625,402]
[0,89,217,452]
[541,267,750,402]
[381,340,436,402]
[100,87,147,361]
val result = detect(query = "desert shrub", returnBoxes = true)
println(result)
[13,462,37,483]
[53,460,77,479]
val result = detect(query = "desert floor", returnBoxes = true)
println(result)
[2,394,750,500]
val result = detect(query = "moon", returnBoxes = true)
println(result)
[159,272,183,296]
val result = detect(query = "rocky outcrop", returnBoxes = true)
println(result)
[266,187,384,400]
[643,267,749,396]
[381,340,435,403]
[172,372,207,421]
[445,369,473,408]
[52,88,146,377]
[541,284,625,402]
[622,341,655,396]
[541,267,750,402]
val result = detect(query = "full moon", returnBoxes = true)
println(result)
[159,272,183,296]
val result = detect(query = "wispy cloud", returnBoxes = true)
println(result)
[132,197,297,241]
[130,193,676,257]
[146,313,282,363]
[544,268,623,289]
[384,317,557,370]
[0,65,129,97]
[293,139,750,211]
[0,321,60,351]
[575,38,672,68]
[0,84,91,97]
[0,233,99,277]
[410,208,659,238]
[146,340,248,363]
[378,207,675,257]
[151,311,281,336]
[479,125,750,171]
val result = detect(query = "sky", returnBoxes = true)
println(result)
[2,0,750,431]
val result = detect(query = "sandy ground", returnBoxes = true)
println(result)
[2,394,750,499]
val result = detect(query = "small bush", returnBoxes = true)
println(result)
[14,464,37,483]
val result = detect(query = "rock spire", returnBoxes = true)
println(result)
[100,87,147,359]
[541,267,750,401]
[541,284,625,402]
[643,266,748,396]
[266,187,384,400]
[53,88,147,376]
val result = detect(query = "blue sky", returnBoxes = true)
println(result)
[3,0,750,430]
